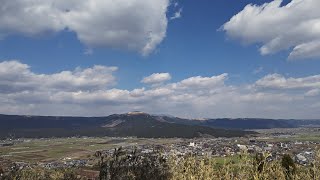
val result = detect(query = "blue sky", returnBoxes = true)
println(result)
[1,0,320,118]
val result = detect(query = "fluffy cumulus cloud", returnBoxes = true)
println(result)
[141,73,172,84]
[222,0,320,60]
[175,74,227,90]
[0,60,117,93]
[1,60,320,119]
[255,73,320,90]
[0,0,171,55]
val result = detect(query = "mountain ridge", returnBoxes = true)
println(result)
[0,113,253,139]
[0,112,319,139]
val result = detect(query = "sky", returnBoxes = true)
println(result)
[1,0,320,119]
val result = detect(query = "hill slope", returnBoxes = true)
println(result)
[202,118,298,129]
[2,112,317,139]
[0,113,252,139]
[160,117,320,129]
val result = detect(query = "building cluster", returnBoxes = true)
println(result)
[0,140,14,147]
[1,158,90,170]
[2,137,319,171]
[38,159,89,169]
[0,139,26,147]
[96,137,319,166]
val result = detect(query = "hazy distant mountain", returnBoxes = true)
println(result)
[0,112,252,139]
[202,118,297,129]
[101,113,252,138]
[138,115,320,129]
[155,116,296,129]
[1,112,318,139]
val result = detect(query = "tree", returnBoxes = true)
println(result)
[281,154,296,179]
[254,153,264,173]
[0,165,4,177]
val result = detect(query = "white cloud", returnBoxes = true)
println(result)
[289,40,320,59]
[0,0,65,37]
[255,73,320,90]
[0,0,171,55]
[170,8,182,20]
[222,0,320,60]
[1,60,320,119]
[141,73,172,84]
[0,60,118,93]
[175,74,228,89]
[305,89,320,97]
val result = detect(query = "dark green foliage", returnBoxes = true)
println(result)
[99,147,171,180]
[254,153,264,173]
[0,163,19,180]
[0,167,80,180]
[0,165,4,178]
[281,154,296,179]
[63,170,79,180]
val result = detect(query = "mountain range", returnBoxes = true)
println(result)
[0,112,319,139]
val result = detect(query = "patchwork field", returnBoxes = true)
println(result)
[0,137,180,163]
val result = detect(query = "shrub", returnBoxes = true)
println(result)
[0,167,80,180]
[254,153,264,173]
[0,165,4,177]
[281,154,296,179]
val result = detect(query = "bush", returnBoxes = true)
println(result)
[281,154,296,179]
[254,153,264,173]
[0,167,80,180]
[0,165,4,177]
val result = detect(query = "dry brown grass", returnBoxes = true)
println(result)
[1,151,320,180]
[168,151,320,180]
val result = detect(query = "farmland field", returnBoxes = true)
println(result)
[0,137,181,163]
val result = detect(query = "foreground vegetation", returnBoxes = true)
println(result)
[1,148,320,180]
